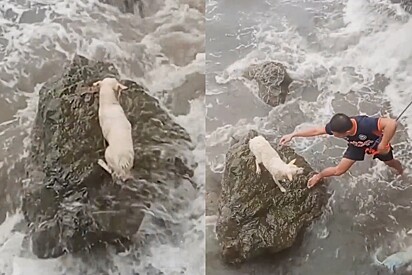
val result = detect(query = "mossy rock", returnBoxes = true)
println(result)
[22,55,196,258]
[243,61,293,107]
[216,130,328,264]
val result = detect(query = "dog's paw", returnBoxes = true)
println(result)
[93,80,101,87]
[122,174,134,182]
[279,186,287,193]
[256,168,261,175]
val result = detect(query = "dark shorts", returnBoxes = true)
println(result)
[343,145,394,162]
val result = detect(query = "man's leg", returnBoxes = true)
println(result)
[344,145,365,162]
[375,146,404,175]
[384,159,404,175]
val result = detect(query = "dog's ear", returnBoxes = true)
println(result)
[287,172,293,181]
[117,83,128,91]
[93,81,101,87]
[288,158,296,165]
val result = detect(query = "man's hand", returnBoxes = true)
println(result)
[307,174,322,188]
[377,142,390,155]
[279,133,294,146]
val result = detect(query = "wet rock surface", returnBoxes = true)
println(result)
[243,62,293,107]
[391,0,412,13]
[216,130,328,264]
[100,0,143,14]
[22,55,196,258]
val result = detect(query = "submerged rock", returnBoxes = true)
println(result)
[100,0,143,15]
[22,55,196,258]
[391,0,412,13]
[216,130,328,264]
[401,0,412,13]
[243,62,293,107]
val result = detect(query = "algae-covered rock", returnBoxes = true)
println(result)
[401,0,412,13]
[22,55,196,258]
[392,0,412,13]
[216,130,327,264]
[243,62,293,107]
[100,0,143,14]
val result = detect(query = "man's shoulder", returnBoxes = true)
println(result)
[352,115,379,122]
[353,115,380,130]
[351,114,371,119]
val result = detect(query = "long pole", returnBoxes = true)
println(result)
[368,99,412,155]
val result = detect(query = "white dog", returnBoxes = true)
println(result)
[89,77,134,181]
[249,135,303,193]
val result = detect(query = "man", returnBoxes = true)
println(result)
[279,113,404,188]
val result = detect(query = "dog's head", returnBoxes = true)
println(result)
[284,158,304,181]
[93,77,127,93]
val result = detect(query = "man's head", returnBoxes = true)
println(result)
[329,113,353,137]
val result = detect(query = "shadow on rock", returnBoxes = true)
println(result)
[22,54,196,259]
[243,61,293,107]
[216,130,328,265]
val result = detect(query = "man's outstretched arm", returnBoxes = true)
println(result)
[279,127,328,145]
[307,158,356,188]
